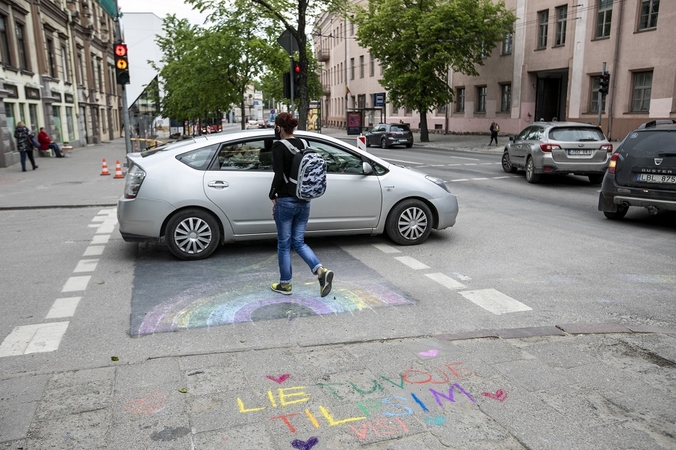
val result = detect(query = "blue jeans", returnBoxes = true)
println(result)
[274,197,321,284]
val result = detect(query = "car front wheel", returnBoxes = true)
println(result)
[165,208,221,260]
[386,199,432,245]
[603,206,628,220]
[525,157,541,183]
[501,152,517,173]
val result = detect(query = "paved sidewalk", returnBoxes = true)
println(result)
[1,133,675,449]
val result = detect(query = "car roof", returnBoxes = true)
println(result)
[636,119,676,130]
[532,121,599,128]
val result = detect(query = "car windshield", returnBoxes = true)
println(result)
[549,127,605,142]
[621,131,676,156]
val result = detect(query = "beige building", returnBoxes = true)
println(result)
[315,0,672,141]
[0,0,122,168]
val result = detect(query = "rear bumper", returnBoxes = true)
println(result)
[533,153,609,174]
[598,175,676,211]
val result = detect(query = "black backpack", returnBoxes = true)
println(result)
[279,139,327,200]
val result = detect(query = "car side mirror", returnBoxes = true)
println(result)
[362,162,373,174]
[509,136,515,142]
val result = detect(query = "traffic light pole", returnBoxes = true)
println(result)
[289,57,295,114]
[114,0,132,155]
[598,62,606,128]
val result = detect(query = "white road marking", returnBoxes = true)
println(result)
[62,276,91,292]
[453,272,472,281]
[459,289,532,315]
[492,176,511,179]
[451,179,470,182]
[464,163,478,166]
[46,297,82,319]
[96,223,116,234]
[426,273,466,290]
[74,259,99,273]
[395,256,430,270]
[372,243,401,254]
[0,322,69,357]
[91,235,110,245]
[381,157,422,165]
[83,246,105,256]
[472,177,489,180]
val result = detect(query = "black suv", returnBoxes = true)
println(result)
[598,120,676,220]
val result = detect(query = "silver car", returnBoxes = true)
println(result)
[117,129,458,260]
[501,121,613,184]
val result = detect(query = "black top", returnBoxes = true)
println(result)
[269,137,304,200]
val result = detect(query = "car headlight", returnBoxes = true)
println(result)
[124,164,146,199]
[426,175,450,193]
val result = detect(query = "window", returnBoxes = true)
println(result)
[437,104,446,115]
[502,29,513,55]
[52,106,62,142]
[596,0,613,38]
[0,16,12,65]
[60,44,69,82]
[29,104,38,130]
[538,10,549,49]
[5,103,15,139]
[369,54,374,77]
[214,140,272,171]
[555,6,567,46]
[97,58,103,92]
[77,51,84,84]
[350,58,354,80]
[47,38,57,78]
[476,86,487,113]
[16,23,28,70]
[357,94,366,108]
[179,144,219,171]
[306,138,379,175]
[632,71,652,112]
[639,0,659,30]
[590,76,607,113]
[500,84,511,112]
[359,55,364,79]
[456,88,465,113]
[66,106,75,141]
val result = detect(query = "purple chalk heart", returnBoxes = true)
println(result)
[418,349,439,357]
[291,437,318,450]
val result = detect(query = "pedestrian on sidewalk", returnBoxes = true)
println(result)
[37,127,64,157]
[268,112,334,297]
[14,121,38,172]
[489,121,500,146]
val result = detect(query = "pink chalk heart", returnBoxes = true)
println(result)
[424,415,446,426]
[418,349,439,357]
[266,374,290,384]
[481,389,508,402]
[291,436,318,450]
[123,392,167,416]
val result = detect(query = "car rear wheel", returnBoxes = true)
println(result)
[406,143,413,148]
[165,208,221,260]
[588,174,604,185]
[386,199,432,245]
[380,137,389,149]
[525,157,541,183]
[603,206,628,220]
[501,151,517,173]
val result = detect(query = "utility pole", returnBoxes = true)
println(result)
[113,0,132,154]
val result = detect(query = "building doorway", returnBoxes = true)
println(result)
[534,70,568,121]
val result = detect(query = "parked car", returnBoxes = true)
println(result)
[365,123,414,149]
[501,121,613,184]
[598,119,676,220]
[117,129,459,260]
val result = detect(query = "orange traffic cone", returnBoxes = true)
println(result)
[113,160,124,179]
[100,158,110,176]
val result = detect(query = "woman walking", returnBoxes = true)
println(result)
[14,121,38,172]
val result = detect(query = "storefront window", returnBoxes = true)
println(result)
[52,106,63,142]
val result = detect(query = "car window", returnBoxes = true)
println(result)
[372,125,384,132]
[516,127,533,141]
[390,125,410,132]
[213,138,273,171]
[622,131,676,156]
[306,139,370,174]
[550,127,605,142]
[176,144,219,170]
[525,127,544,141]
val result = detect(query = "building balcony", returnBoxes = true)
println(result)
[317,49,330,62]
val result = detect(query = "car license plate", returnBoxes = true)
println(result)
[637,174,676,184]
[567,149,593,155]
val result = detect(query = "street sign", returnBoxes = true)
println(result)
[374,93,386,107]
[277,30,299,56]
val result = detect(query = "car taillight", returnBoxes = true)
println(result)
[388,132,396,136]
[540,143,560,152]
[607,152,619,174]
[601,144,613,152]
[124,165,146,199]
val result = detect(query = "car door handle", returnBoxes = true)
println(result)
[207,180,229,189]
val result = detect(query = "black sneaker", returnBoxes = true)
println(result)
[271,282,292,295]
[317,268,334,297]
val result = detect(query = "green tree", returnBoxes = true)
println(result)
[353,0,516,141]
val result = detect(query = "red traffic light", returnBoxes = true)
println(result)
[293,60,300,73]
[114,43,128,57]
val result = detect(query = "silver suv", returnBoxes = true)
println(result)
[501,121,613,184]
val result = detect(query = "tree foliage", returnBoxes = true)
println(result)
[353,0,515,141]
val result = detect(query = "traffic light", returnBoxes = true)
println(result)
[292,59,301,97]
[114,42,130,85]
[599,72,610,95]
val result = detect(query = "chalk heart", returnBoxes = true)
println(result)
[418,349,439,358]
[291,436,319,450]
[425,415,446,426]
[123,392,167,416]
[481,389,508,402]
[266,374,290,384]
